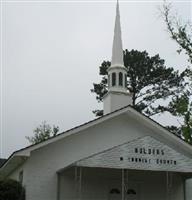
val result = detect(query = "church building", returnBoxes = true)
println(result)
[1,1,192,200]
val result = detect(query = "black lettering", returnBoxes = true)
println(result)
[167,160,169,164]
[148,149,151,154]
[144,148,146,154]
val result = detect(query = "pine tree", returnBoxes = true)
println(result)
[91,49,183,117]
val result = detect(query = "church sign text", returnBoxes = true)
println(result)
[77,136,192,172]
[120,147,177,167]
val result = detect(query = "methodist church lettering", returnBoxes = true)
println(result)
[77,136,192,172]
[120,147,177,166]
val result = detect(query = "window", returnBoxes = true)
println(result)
[119,72,123,86]
[112,73,116,86]
[19,171,23,184]
[110,188,121,194]
[127,189,136,195]
[124,74,127,88]
[108,74,110,87]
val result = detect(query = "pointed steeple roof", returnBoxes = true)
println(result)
[103,0,131,114]
[111,0,124,67]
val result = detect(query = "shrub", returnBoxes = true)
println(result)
[0,179,25,200]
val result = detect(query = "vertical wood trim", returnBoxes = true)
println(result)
[166,171,169,200]
[79,167,82,200]
[183,177,186,200]
[122,169,124,200]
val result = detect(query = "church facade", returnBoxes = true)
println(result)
[1,1,192,200]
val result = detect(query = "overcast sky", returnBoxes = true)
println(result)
[0,0,191,158]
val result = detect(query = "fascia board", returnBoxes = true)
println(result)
[0,155,28,179]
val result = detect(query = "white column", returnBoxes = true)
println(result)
[185,178,192,200]
[122,169,124,200]
[57,173,60,200]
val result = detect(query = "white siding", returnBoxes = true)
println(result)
[23,115,150,200]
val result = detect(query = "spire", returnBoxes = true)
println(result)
[103,0,132,115]
[111,0,124,67]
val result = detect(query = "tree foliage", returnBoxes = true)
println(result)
[26,121,59,145]
[168,93,192,144]
[162,2,192,64]
[91,49,183,117]
[161,2,192,144]
[0,179,25,200]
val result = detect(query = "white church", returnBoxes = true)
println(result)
[1,1,192,200]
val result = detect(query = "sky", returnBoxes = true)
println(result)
[0,0,191,158]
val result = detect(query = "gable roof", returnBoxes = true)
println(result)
[1,105,192,178]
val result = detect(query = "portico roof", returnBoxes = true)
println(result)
[75,135,192,173]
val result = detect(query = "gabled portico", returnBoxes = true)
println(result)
[57,135,192,200]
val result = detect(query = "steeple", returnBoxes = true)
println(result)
[103,0,132,115]
[111,0,124,67]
